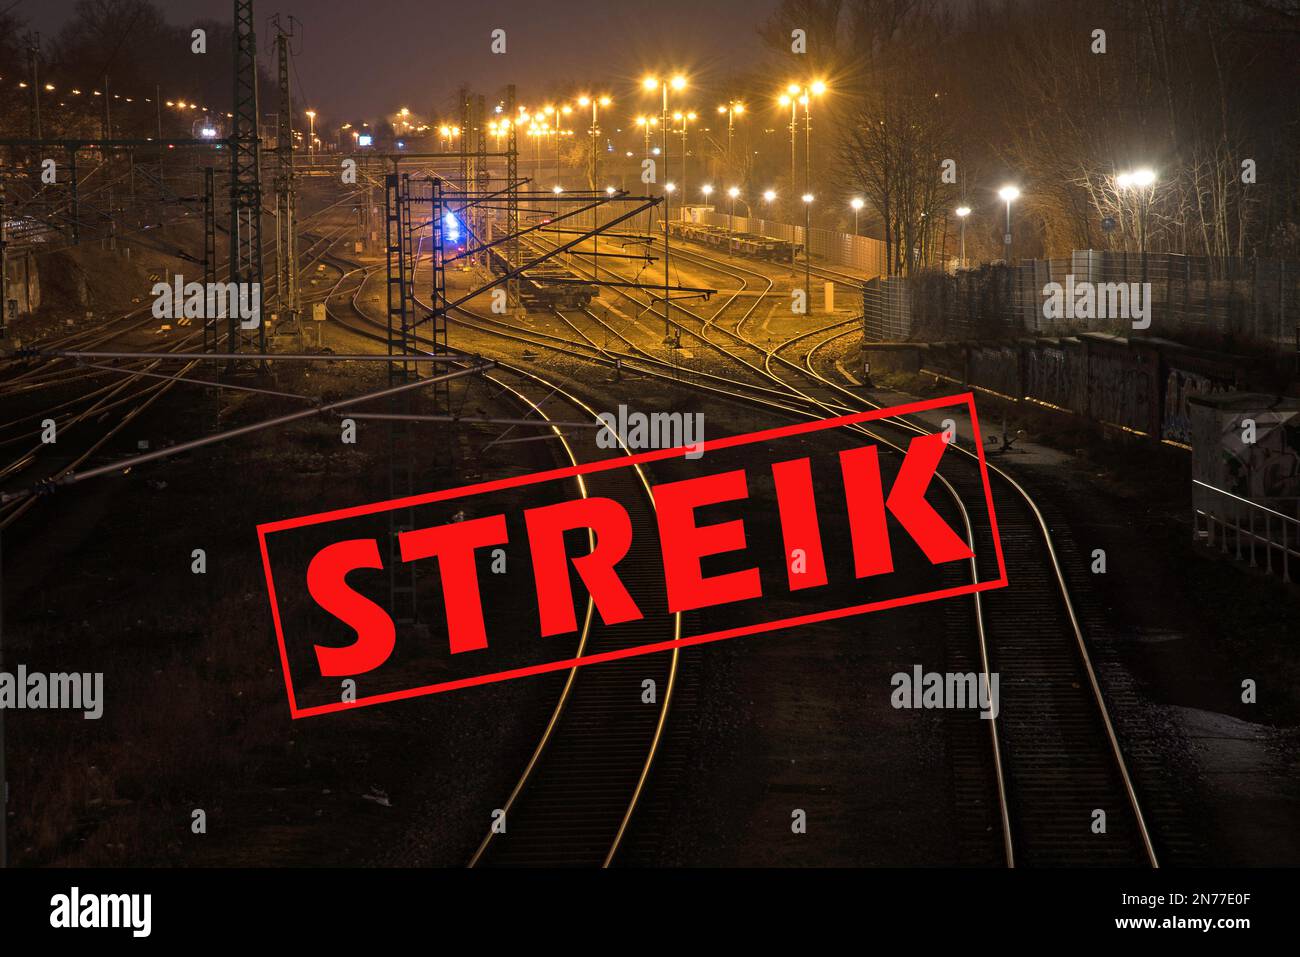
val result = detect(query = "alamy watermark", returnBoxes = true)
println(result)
[151,275,261,329]
[1042,274,1151,329]
[0,665,103,719]
[891,665,999,720]
[596,404,704,459]
[50,887,151,937]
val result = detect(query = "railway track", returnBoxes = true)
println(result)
[319,225,1160,867]
[508,232,1159,866]
[0,203,362,530]
[318,247,680,867]
[665,240,1160,867]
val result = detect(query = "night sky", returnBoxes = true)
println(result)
[17,0,779,120]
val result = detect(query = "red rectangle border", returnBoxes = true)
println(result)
[258,392,1007,718]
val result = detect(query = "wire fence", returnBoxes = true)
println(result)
[864,250,1300,353]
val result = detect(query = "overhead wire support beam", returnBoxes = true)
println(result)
[441,193,655,266]
[443,198,663,313]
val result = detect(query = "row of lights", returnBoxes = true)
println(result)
[4,75,229,116]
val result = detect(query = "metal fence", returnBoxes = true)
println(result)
[862,250,1300,352]
[1194,480,1299,583]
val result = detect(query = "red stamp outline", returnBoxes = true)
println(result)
[258,392,1006,718]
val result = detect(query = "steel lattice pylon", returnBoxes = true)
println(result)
[384,173,417,626]
[202,167,217,353]
[383,174,450,627]
[272,18,299,336]
[506,84,520,310]
[228,0,265,355]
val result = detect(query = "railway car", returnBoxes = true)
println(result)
[488,235,597,310]
[668,219,802,262]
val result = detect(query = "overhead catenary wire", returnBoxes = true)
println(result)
[12,350,460,363]
[0,362,493,506]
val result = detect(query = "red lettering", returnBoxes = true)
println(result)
[307,538,396,676]
[885,433,972,565]
[840,446,894,577]
[525,497,643,636]
[771,457,828,589]
[843,434,972,574]
[653,469,762,613]
[399,515,509,654]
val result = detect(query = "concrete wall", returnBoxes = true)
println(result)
[863,332,1253,446]
[1190,392,1300,511]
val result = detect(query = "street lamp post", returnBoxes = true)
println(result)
[779,90,798,223]
[802,193,814,309]
[636,115,657,236]
[717,100,744,183]
[998,185,1019,315]
[578,94,611,191]
[728,186,740,252]
[998,185,1019,262]
[305,109,316,159]
[595,184,616,287]
[778,81,826,222]
[672,111,697,202]
[645,75,686,338]
[955,205,971,268]
[850,197,864,236]
[762,189,776,246]
[554,104,571,192]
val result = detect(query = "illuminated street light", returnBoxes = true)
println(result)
[763,189,777,204]
[998,186,1019,263]
[579,94,612,189]
[644,74,689,335]
[305,109,317,157]
[701,184,714,198]
[955,205,971,267]
[1116,168,1158,270]
[779,80,829,226]
[850,196,865,235]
